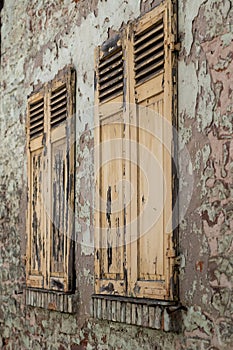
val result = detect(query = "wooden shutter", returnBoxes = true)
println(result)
[26,67,76,292]
[48,69,76,292]
[26,92,46,288]
[95,39,129,295]
[131,2,176,299]
[95,1,177,300]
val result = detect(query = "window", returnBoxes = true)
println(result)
[26,66,76,294]
[94,0,178,306]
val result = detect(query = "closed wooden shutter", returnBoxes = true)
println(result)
[27,92,46,288]
[26,67,76,292]
[95,1,177,300]
[95,41,129,295]
[48,71,75,292]
[132,4,173,299]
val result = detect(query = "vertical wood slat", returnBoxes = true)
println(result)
[63,293,68,312]
[111,301,116,322]
[116,301,121,322]
[102,298,107,320]
[97,298,102,319]
[154,306,162,329]
[136,304,142,326]
[107,300,112,321]
[68,297,72,314]
[93,298,98,318]
[91,297,94,317]
[142,305,149,327]
[148,306,155,328]
[121,302,126,323]
[131,303,136,325]
[126,302,132,324]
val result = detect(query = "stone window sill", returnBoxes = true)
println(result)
[92,294,184,332]
[25,288,79,314]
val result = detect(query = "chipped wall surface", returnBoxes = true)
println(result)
[0,0,232,349]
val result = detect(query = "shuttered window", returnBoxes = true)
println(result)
[94,1,178,301]
[26,67,76,293]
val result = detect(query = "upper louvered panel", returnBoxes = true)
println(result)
[29,98,44,139]
[50,84,68,129]
[98,47,124,103]
[134,20,164,85]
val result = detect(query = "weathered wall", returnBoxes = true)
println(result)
[178,0,233,348]
[0,0,232,349]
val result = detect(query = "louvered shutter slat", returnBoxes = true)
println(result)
[98,49,122,69]
[134,41,164,63]
[51,95,67,106]
[99,74,124,92]
[135,58,164,82]
[51,86,67,100]
[51,100,67,113]
[134,22,163,47]
[29,101,44,113]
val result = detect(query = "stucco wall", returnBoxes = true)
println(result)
[0,0,232,349]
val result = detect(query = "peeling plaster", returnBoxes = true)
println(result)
[179,0,205,56]
[1,0,233,349]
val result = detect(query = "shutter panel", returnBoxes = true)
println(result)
[132,3,175,299]
[26,93,45,288]
[95,41,128,295]
[48,70,76,292]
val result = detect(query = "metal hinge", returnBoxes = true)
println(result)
[169,34,181,52]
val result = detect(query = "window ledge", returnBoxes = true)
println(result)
[92,294,184,333]
[25,288,79,314]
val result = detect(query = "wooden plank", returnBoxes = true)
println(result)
[136,304,142,326]
[148,306,155,328]
[116,301,121,322]
[112,300,116,322]
[154,306,162,329]
[120,302,126,323]
[131,303,136,325]
[142,304,149,327]
[102,298,107,320]
[107,300,112,321]
[126,302,132,324]
[97,298,102,319]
